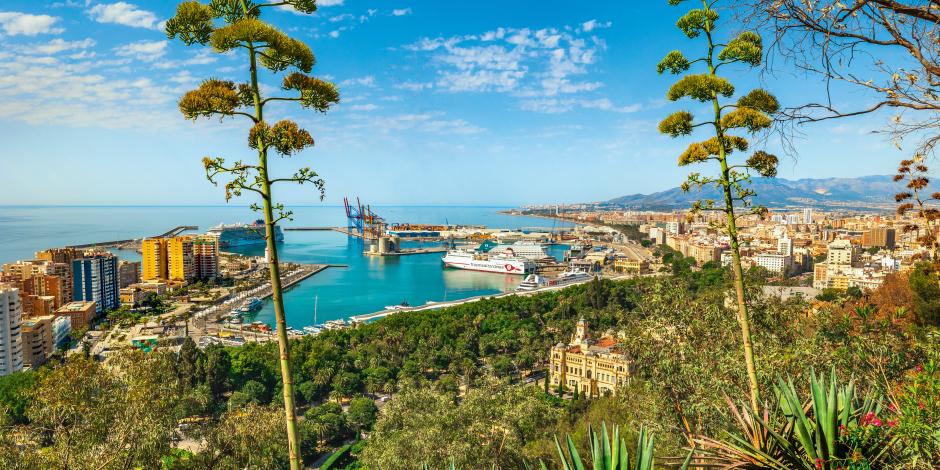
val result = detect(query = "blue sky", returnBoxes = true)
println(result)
[0,0,910,206]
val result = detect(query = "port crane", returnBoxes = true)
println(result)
[343,196,386,239]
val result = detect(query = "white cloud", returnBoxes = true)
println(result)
[329,30,340,38]
[581,19,612,33]
[0,12,63,36]
[330,13,354,22]
[404,25,606,98]
[0,53,180,129]
[114,40,168,62]
[520,97,641,114]
[358,112,484,135]
[340,76,376,87]
[347,103,378,111]
[395,81,433,91]
[22,38,96,55]
[88,2,162,30]
[391,8,412,16]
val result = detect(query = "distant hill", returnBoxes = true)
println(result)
[607,175,938,211]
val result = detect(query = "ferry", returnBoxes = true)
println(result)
[207,220,284,248]
[482,241,552,261]
[441,248,536,275]
[517,274,549,291]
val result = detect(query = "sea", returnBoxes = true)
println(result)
[0,206,574,328]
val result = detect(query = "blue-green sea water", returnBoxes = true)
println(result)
[0,206,572,327]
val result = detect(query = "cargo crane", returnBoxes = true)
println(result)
[343,197,386,239]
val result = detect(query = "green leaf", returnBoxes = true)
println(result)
[656,50,690,75]
[178,79,242,120]
[282,72,340,112]
[659,111,694,137]
[667,73,734,102]
[737,88,780,114]
[718,31,762,67]
[165,1,215,46]
[720,108,771,132]
[210,18,315,73]
[675,9,718,38]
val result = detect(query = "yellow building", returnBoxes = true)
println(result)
[549,318,631,397]
[192,235,219,280]
[613,258,649,275]
[141,238,168,281]
[168,236,194,282]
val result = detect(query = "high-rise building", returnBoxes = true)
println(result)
[35,248,84,265]
[827,239,858,267]
[802,208,813,225]
[861,228,896,249]
[777,236,793,257]
[21,315,53,368]
[142,238,168,281]
[193,235,219,280]
[118,260,141,288]
[72,253,119,313]
[0,286,24,376]
[168,236,195,282]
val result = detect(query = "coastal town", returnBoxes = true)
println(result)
[1,201,933,375]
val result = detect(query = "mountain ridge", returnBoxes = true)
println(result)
[606,175,937,210]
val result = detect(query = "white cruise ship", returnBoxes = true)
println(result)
[441,249,535,275]
[484,241,552,261]
[207,220,284,248]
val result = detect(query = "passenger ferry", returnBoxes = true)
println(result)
[207,220,284,248]
[441,248,536,275]
[483,241,552,261]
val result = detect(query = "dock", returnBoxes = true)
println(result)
[67,225,198,249]
[363,247,448,257]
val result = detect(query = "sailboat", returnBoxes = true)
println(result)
[302,295,322,335]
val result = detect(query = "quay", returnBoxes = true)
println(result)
[363,247,448,257]
[256,264,331,300]
[348,274,603,324]
[68,225,198,249]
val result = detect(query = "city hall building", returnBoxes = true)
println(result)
[549,318,631,397]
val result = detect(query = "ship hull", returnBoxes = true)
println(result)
[441,255,533,275]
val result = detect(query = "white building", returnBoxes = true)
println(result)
[828,239,858,267]
[777,237,793,257]
[754,253,792,274]
[803,208,813,225]
[52,315,71,349]
[0,286,24,376]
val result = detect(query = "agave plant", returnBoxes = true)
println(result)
[695,368,891,470]
[544,423,663,470]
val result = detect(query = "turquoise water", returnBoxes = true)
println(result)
[0,206,572,327]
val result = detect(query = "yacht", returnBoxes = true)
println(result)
[516,274,549,291]
[551,267,594,286]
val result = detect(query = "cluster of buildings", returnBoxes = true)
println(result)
[0,234,222,376]
[543,207,937,291]
[0,248,122,374]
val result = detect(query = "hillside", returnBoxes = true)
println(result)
[607,175,937,210]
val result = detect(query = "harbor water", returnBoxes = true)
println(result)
[0,205,574,328]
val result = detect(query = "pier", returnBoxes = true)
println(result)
[67,225,198,249]
[363,247,448,257]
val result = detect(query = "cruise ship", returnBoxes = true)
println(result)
[441,248,536,275]
[482,241,552,261]
[207,220,284,247]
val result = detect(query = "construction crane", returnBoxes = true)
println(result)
[343,197,386,239]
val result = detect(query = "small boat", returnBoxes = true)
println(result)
[516,274,548,291]
[302,325,322,335]
[384,300,411,310]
